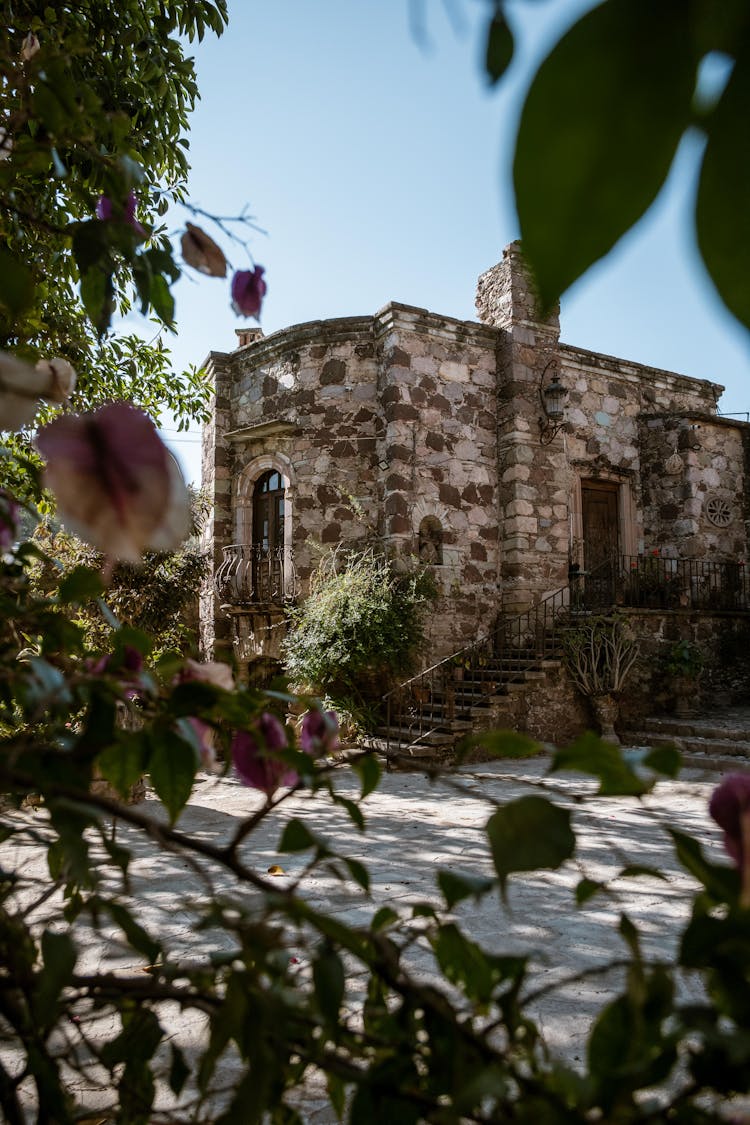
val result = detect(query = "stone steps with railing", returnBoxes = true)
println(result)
[369,556,750,770]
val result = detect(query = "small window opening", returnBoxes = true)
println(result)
[418,516,443,565]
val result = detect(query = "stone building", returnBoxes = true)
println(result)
[200,242,750,703]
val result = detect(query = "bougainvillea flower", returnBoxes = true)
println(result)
[88,645,144,678]
[231,266,267,319]
[21,32,40,61]
[0,351,76,431]
[231,712,297,795]
[175,660,235,770]
[300,708,341,757]
[96,190,146,237]
[0,490,19,551]
[35,402,190,563]
[178,658,235,692]
[181,223,227,278]
[709,772,750,872]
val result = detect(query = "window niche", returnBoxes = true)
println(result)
[418,516,443,565]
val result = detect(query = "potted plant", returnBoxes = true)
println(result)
[664,640,704,716]
[562,615,640,744]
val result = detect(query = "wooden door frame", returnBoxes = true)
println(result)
[570,473,637,568]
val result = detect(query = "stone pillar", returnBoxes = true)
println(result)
[199,350,234,662]
[476,242,570,612]
[375,313,418,555]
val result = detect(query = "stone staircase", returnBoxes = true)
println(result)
[368,646,563,767]
[621,708,750,772]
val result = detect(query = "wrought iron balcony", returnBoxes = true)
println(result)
[572,555,749,612]
[214,544,298,607]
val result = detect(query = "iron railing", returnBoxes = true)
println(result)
[612,555,749,612]
[214,544,299,606]
[382,578,580,754]
[381,554,750,753]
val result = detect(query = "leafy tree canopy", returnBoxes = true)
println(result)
[0,0,229,442]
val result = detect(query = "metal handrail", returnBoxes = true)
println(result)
[214,544,299,607]
[380,552,750,754]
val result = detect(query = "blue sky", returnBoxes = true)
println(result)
[158,0,750,484]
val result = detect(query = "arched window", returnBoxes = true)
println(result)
[253,470,285,600]
[418,516,443,565]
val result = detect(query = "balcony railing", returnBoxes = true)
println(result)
[574,555,749,612]
[214,544,298,607]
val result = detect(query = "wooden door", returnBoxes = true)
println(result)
[582,481,619,576]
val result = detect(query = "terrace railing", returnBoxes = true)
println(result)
[613,555,748,612]
[214,544,299,607]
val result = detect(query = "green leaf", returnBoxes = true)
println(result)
[96,734,148,798]
[669,828,741,902]
[641,745,682,778]
[371,906,399,931]
[461,728,540,759]
[487,795,575,892]
[34,930,77,1023]
[437,868,496,909]
[313,946,345,1025]
[343,856,370,892]
[485,8,514,84]
[551,732,651,796]
[576,877,607,905]
[168,1044,190,1097]
[696,47,750,331]
[107,901,161,963]
[148,729,197,823]
[514,0,697,312]
[278,818,318,853]
[0,249,36,319]
[57,565,105,604]
[353,751,381,798]
[333,793,365,831]
[149,272,176,325]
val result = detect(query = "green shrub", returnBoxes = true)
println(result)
[282,547,436,710]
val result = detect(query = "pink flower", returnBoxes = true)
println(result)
[89,645,144,677]
[231,267,266,319]
[300,709,340,757]
[35,403,190,563]
[0,490,19,551]
[177,658,235,692]
[186,718,217,770]
[96,190,146,237]
[21,32,40,61]
[175,660,235,771]
[231,713,296,795]
[709,773,750,871]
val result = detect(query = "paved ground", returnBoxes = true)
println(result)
[2,753,743,1121]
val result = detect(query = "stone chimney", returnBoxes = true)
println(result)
[475,240,560,337]
[478,242,569,613]
[235,327,264,348]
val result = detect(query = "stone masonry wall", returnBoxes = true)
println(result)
[199,350,233,662]
[228,317,380,587]
[374,303,501,656]
[476,241,568,611]
[639,414,750,559]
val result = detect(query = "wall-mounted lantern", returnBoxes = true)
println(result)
[538,361,568,445]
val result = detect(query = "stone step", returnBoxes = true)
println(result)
[622,730,750,760]
[633,716,750,742]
